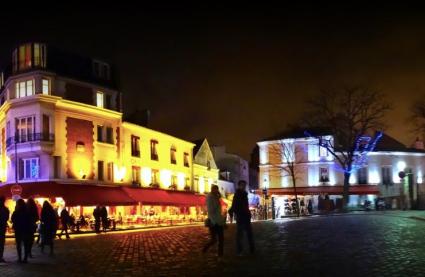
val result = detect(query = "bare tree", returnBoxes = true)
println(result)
[410,99,425,135]
[268,140,301,216]
[304,87,391,209]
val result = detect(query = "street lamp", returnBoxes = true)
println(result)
[262,178,268,220]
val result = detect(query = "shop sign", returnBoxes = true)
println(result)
[11,184,23,196]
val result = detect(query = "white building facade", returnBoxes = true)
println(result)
[257,134,425,217]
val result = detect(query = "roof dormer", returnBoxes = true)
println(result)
[12,42,47,74]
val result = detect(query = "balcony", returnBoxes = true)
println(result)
[6,133,55,148]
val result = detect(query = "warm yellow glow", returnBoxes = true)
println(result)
[160,170,171,188]
[177,173,185,190]
[207,178,213,193]
[141,167,151,186]
[72,156,91,179]
[199,176,205,194]
[114,165,126,182]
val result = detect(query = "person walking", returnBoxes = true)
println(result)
[228,180,255,256]
[0,196,10,264]
[40,201,58,255]
[101,206,108,232]
[26,198,39,258]
[11,199,31,263]
[93,205,101,233]
[59,208,71,239]
[202,185,225,257]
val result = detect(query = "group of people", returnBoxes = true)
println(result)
[0,196,58,264]
[93,205,109,233]
[203,180,255,257]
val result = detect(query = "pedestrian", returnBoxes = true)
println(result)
[40,201,58,255]
[0,196,10,264]
[26,198,39,258]
[202,185,225,257]
[101,206,108,232]
[93,205,101,233]
[228,180,255,256]
[307,199,313,214]
[58,208,71,239]
[11,199,31,263]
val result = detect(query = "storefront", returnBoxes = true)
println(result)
[0,181,213,231]
[257,185,380,218]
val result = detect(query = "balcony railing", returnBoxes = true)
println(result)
[6,133,55,148]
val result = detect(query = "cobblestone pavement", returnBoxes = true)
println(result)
[1,211,425,277]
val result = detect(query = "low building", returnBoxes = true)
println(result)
[192,138,219,194]
[257,132,425,217]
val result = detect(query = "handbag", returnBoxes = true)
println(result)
[204,218,211,228]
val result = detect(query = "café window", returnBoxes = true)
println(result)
[16,80,34,98]
[150,140,158,161]
[131,135,140,157]
[357,167,368,184]
[170,146,176,164]
[15,116,35,142]
[319,166,329,183]
[183,152,190,167]
[42,79,50,95]
[19,157,39,180]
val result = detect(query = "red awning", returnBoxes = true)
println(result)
[122,187,207,207]
[0,182,136,206]
[257,185,380,196]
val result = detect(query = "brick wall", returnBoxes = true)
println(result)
[66,117,94,179]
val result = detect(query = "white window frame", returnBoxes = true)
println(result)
[319,166,329,183]
[42,78,50,95]
[96,91,104,108]
[22,157,39,180]
[16,80,34,98]
[16,115,36,142]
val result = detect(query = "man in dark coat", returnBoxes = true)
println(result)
[0,196,10,264]
[228,180,255,255]
[93,206,101,233]
[59,208,71,239]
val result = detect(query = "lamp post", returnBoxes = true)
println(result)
[262,180,268,220]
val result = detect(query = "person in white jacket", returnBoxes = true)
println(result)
[202,185,225,257]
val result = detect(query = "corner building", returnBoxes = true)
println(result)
[0,43,213,223]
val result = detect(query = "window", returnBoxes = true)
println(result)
[15,80,34,98]
[53,156,61,178]
[319,145,328,157]
[357,167,368,184]
[319,167,329,183]
[382,167,392,185]
[98,160,104,181]
[151,169,159,185]
[19,157,39,180]
[131,135,140,157]
[106,127,113,144]
[15,116,35,142]
[150,140,158,161]
[132,166,141,184]
[42,114,50,140]
[172,175,178,186]
[96,91,104,108]
[207,160,211,170]
[97,126,113,144]
[183,152,189,167]
[107,162,114,181]
[42,79,50,95]
[170,146,176,164]
[93,60,110,80]
[12,49,18,73]
[97,126,103,142]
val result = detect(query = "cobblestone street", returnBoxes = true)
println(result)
[1,211,425,276]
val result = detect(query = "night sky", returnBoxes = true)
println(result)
[1,4,425,159]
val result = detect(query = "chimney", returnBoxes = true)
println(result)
[413,137,424,150]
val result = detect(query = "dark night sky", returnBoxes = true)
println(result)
[2,4,425,159]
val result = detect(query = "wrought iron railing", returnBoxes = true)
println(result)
[6,133,55,148]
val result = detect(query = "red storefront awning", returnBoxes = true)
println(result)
[257,185,380,196]
[0,182,136,206]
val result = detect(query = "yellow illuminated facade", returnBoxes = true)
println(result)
[192,139,219,194]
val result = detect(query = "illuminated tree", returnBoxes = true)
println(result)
[304,87,391,209]
[268,140,301,216]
